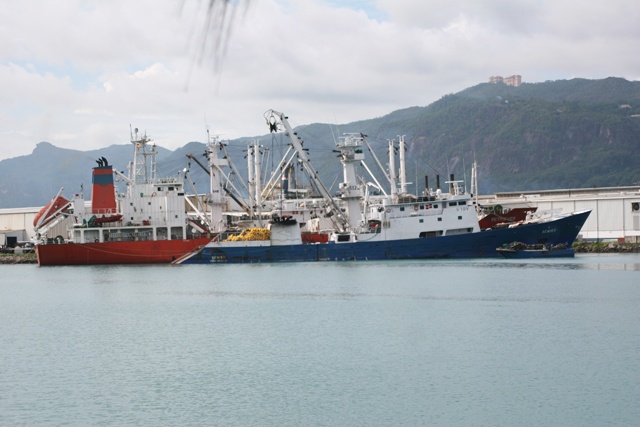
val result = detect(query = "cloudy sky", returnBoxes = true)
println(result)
[1,0,639,161]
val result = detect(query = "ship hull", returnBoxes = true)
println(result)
[181,210,590,264]
[36,237,212,266]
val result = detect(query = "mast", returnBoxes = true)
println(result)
[388,138,397,199]
[206,132,229,232]
[129,126,154,185]
[253,140,263,221]
[247,143,255,219]
[470,160,478,205]
[336,134,365,229]
[398,135,407,194]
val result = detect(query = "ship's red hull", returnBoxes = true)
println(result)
[36,237,212,266]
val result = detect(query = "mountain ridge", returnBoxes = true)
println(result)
[2,77,639,208]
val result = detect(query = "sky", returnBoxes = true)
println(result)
[1,0,639,161]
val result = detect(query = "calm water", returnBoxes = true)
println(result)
[1,254,639,426]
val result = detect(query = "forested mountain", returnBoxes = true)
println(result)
[1,77,639,208]
[290,76,640,194]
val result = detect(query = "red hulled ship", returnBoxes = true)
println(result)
[34,129,212,266]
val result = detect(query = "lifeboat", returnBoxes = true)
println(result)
[33,195,70,227]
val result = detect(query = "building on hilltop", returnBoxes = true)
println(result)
[489,75,522,87]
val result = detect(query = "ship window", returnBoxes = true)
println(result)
[438,217,442,221]
[148,202,151,206]
[157,187,162,191]
[419,219,424,223]
[450,202,457,206]
[445,228,472,236]
[420,205,424,210]
[419,231,442,238]
[433,204,438,208]
[400,207,405,211]
[169,186,174,191]
[458,216,462,220]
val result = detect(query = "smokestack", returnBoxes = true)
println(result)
[91,162,116,214]
[450,174,455,193]
[436,175,440,190]
[424,176,429,196]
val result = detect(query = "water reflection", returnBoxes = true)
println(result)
[430,254,640,272]
[35,254,640,278]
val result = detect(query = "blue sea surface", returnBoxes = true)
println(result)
[1,254,640,426]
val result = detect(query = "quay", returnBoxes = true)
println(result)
[0,252,36,264]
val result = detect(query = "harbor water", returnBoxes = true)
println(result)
[1,254,640,426]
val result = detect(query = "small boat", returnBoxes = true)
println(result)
[496,242,575,258]
[33,194,70,229]
[34,130,213,266]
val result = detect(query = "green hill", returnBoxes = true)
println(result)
[1,77,639,208]
[290,77,640,194]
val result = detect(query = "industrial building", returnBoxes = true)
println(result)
[0,206,39,249]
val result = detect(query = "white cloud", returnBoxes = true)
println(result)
[132,63,174,80]
[0,0,639,161]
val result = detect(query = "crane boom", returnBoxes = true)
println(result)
[265,110,349,232]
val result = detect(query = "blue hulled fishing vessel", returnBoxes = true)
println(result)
[176,110,590,264]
